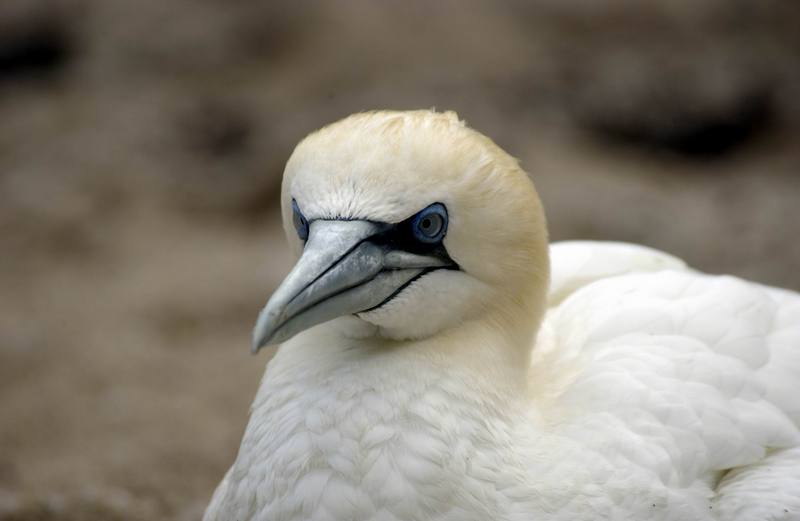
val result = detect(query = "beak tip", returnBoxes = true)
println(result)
[251,329,271,354]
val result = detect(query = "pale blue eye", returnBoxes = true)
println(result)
[411,203,448,243]
[292,199,309,241]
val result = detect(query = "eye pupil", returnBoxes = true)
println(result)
[411,203,447,243]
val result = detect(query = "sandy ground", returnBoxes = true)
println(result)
[1,1,799,519]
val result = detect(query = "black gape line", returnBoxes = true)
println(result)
[359,267,440,314]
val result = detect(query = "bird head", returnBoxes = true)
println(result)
[253,110,549,353]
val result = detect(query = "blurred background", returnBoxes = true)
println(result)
[1,0,798,519]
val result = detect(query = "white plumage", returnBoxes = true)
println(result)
[205,111,800,521]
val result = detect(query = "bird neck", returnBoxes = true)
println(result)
[266,303,541,405]
[245,317,546,519]
[412,306,541,393]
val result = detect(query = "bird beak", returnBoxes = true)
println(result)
[252,220,451,353]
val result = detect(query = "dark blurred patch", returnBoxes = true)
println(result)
[162,161,283,222]
[179,100,253,158]
[0,215,95,263]
[168,99,286,219]
[585,90,773,159]
[234,157,288,222]
[0,21,72,83]
[232,2,313,63]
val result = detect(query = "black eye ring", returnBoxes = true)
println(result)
[411,203,448,244]
[291,199,309,241]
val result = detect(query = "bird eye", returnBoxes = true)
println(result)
[411,203,448,243]
[291,199,309,241]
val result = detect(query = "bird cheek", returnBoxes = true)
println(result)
[359,272,487,340]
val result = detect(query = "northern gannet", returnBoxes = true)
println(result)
[205,110,800,521]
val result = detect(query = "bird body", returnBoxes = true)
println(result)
[205,111,800,521]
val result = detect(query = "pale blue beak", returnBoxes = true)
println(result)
[252,220,451,353]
